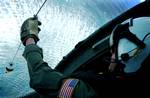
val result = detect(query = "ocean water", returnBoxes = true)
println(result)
[0,0,143,97]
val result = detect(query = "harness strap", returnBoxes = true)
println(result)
[58,79,79,98]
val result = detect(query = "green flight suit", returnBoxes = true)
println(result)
[23,44,96,98]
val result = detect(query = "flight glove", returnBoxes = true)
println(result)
[20,17,41,46]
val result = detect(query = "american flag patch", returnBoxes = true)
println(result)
[58,79,79,98]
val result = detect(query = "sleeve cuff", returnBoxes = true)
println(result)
[23,44,43,59]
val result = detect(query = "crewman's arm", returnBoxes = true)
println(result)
[23,38,96,98]
[23,38,65,97]
[20,17,96,98]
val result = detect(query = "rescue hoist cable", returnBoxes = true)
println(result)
[6,0,48,72]
[35,0,48,17]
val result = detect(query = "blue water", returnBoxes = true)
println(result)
[0,0,143,97]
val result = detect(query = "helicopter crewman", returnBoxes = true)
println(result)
[20,15,150,97]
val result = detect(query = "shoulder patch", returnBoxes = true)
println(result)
[58,79,79,98]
